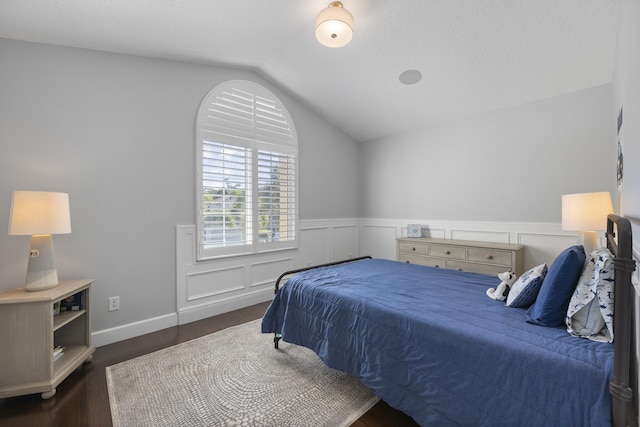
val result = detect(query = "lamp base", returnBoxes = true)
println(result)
[25,234,59,292]
[578,231,598,257]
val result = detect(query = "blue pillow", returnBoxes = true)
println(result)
[506,264,547,308]
[526,245,586,327]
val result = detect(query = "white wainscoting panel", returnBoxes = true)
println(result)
[450,229,510,243]
[400,225,446,238]
[176,225,277,325]
[361,224,398,260]
[251,257,294,288]
[176,220,360,325]
[94,218,595,347]
[186,265,246,301]
[332,225,359,261]
[298,226,330,267]
[517,233,578,270]
[423,228,446,238]
[361,218,576,271]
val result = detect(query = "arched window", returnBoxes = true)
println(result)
[196,80,298,259]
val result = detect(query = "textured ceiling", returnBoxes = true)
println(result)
[0,0,620,142]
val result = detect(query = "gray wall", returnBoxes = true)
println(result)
[613,3,640,421]
[0,21,635,338]
[358,84,617,222]
[614,0,640,232]
[0,39,359,332]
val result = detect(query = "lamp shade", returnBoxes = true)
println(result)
[315,1,353,48]
[8,191,71,235]
[561,192,613,232]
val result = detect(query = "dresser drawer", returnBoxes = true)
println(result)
[447,260,506,277]
[398,241,429,255]
[430,244,466,260]
[397,237,524,276]
[467,248,513,267]
[398,254,442,268]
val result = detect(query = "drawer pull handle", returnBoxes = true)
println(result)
[445,250,451,255]
[435,264,440,268]
[412,247,416,251]
[486,255,494,260]
[406,261,410,263]
[457,268,463,271]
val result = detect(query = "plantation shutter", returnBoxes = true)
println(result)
[196,80,298,259]
[257,150,296,244]
[201,141,252,248]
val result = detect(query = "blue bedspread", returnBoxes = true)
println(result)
[262,258,613,427]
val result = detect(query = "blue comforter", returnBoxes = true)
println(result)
[262,258,613,427]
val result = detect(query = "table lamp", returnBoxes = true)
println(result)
[561,192,613,256]
[8,191,71,291]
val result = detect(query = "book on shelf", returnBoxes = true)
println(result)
[53,302,60,315]
[59,292,83,312]
[53,345,65,362]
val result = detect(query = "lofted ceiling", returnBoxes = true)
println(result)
[0,0,620,142]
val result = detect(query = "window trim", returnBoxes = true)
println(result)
[196,80,298,261]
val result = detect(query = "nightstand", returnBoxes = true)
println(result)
[0,279,95,399]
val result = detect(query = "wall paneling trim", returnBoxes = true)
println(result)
[92,218,584,347]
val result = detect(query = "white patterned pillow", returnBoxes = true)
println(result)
[506,264,547,308]
[566,247,615,342]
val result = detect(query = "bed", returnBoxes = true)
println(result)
[262,215,637,427]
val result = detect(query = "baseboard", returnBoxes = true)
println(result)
[91,289,274,347]
[91,312,178,348]
[177,288,273,325]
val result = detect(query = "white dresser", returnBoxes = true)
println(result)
[397,237,524,276]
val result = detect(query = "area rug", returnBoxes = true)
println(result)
[106,319,379,426]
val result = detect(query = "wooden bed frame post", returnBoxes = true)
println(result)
[607,214,637,427]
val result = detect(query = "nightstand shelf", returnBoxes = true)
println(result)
[0,279,94,400]
[54,309,87,330]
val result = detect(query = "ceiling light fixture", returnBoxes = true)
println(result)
[315,2,354,48]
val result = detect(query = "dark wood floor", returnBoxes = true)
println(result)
[0,301,418,427]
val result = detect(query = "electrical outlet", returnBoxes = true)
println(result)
[108,296,120,312]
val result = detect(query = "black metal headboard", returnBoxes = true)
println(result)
[606,214,637,427]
